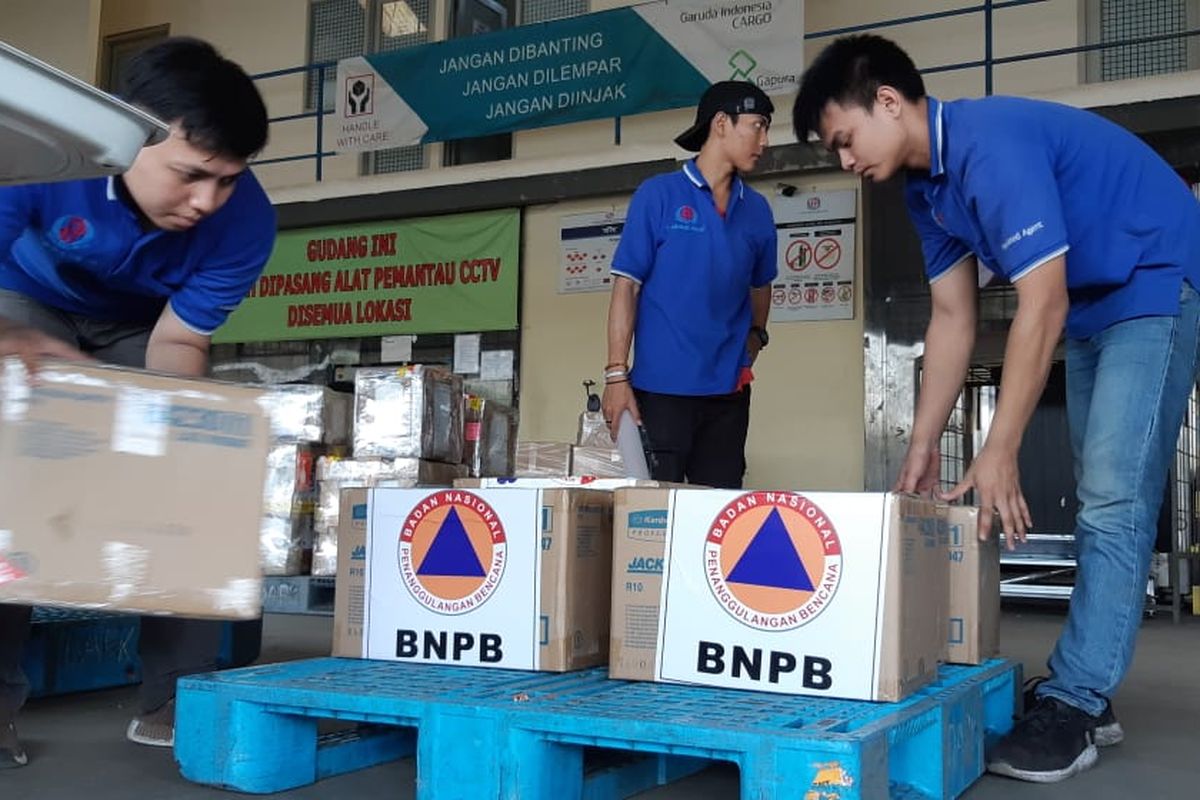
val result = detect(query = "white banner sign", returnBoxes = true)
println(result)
[333,0,803,150]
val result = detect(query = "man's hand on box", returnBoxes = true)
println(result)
[0,323,90,374]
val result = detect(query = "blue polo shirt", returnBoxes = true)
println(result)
[906,96,1200,339]
[612,160,777,395]
[0,171,276,335]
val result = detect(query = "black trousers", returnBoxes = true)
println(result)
[635,387,751,489]
[0,289,261,716]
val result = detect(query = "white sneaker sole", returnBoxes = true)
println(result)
[987,743,1099,783]
[1095,721,1125,747]
[125,719,174,748]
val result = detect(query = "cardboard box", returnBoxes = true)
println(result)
[343,486,612,671]
[333,487,369,657]
[313,457,467,576]
[515,441,572,477]
[455,477,665,490]
[353,366,464,463]
[945,505,1000,665]
[610,488,947,701]
[0,360,269,618]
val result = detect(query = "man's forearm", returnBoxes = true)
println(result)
[607,277,638,366]
[911,311,976,450]
[750,285,770,329]
[145,340,208,377]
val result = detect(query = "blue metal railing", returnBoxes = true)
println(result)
[252,1,1199,181]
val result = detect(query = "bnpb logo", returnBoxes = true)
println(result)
[398,490,506,614]
[705,492,842,631]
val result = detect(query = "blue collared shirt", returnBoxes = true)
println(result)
[906,95,1200,338]
[0,172,276,334]
[612,159,777,395]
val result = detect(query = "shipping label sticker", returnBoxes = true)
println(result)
[112,387,169,457]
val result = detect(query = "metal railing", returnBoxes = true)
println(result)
[251,0,1200,181]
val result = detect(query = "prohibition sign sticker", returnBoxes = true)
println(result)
[815,238,842,269]
[786,239,812,272]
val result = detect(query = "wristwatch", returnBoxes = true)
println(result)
[750,326,769,349]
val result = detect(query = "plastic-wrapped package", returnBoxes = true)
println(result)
[514,441,573,478]
[260,443,321,576]
[570,445,627,478]
[261,384,352,444]
[576,411,611,448]
[463,395,519,477]
[311,456,467,575]
[260,513,313,576]
[353,366,464,463]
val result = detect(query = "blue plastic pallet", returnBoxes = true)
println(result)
[23,608,255,698]
[176,657,1020,799]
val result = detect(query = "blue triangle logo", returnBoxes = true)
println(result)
[417,507,486,577]
[726,508,815,591]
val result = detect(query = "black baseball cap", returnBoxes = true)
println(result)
[674,81,774,152]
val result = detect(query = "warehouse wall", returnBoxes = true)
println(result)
[7,0,1199,491]
[0,0,102,82]
[518,170,865,491]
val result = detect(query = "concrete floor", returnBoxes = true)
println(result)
[3,606,1198,799]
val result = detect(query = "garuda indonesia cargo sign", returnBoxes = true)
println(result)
[334,0,803,150]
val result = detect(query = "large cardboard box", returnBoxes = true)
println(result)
[945,505,1000,665]
[455,477,664,490]
[610,488,947,701]
[333,487,369,657]
[0,361,269,618]
[340,486,612,670]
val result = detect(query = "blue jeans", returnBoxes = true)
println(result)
[1040,282,1200,716]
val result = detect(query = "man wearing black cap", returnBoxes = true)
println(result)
[601,81,778,488]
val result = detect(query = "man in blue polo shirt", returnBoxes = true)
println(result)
[0,38,275,767]
[795,34,1200,783]
[601,81,777,488]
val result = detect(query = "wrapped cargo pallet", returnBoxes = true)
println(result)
[353,366,464,463]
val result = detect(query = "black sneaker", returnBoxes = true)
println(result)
[1022,676,1124,747]
[0,719,28,769]
[987,696,1099,783]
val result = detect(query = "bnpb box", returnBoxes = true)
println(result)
[610,488,948,701]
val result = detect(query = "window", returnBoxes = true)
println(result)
[442,0,516,167]
[307,0,431,173]
[1083,0,1200,82]
[100,25,170,94]
[520,0,588,24]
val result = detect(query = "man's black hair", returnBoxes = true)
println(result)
[793,34,926,142]
[120,37,268,160]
